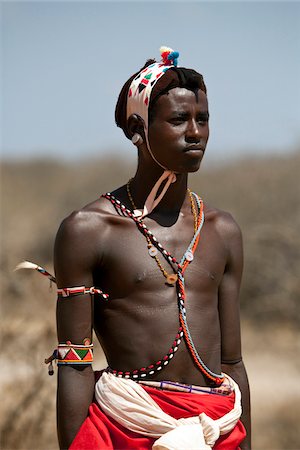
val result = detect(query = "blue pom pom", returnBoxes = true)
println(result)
[167,51,179,66]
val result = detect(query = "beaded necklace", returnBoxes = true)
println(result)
[102,192,224,385]
[126,179,197,285]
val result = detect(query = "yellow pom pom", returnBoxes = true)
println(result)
[159,45,174,55]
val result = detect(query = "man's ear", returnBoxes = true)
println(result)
[127,114,146,141]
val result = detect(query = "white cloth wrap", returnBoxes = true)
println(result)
[95,372,242,450]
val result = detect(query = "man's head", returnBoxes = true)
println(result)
[115,48,207,141]
[115,47,209,216]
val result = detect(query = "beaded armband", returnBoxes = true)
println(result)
[14,261,109,301]
[45,339,93,375]
[57,286,109,300]
[57,340,93,365]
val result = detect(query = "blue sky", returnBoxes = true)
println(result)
[1,1,300,162]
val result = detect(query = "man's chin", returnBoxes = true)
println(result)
[170,156,204,174]
[189,162,202,173]
[185,158,203,173]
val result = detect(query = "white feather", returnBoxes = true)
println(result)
[14,261,38,272]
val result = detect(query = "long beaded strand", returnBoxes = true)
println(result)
[103,192,224,385]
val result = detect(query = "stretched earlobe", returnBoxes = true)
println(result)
[127,114,145,146]
[131,133,144,146]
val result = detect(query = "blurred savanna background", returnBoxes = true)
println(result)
[1,1,300,449]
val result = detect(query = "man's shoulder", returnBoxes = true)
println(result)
[204,203,242,241]
[54,194,122,267]
[57,195,117,241]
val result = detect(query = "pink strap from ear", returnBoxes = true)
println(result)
[134,170,177,219]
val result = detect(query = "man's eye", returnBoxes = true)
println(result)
[197,118,209,126]
[170,118,185,125]
[197,114,209,124]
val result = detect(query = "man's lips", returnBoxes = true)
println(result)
[184,146,205,153]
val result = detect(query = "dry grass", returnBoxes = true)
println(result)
[1,151,300,449]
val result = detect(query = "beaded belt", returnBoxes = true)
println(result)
[137,377,233,396]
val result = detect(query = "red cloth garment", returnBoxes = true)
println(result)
[70,382,246,450]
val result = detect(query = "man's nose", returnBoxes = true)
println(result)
[185,119,201,142]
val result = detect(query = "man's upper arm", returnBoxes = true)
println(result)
[218,213,244,364]
[54,211,97,344]
[55,211,101,449]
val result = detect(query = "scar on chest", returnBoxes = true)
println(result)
[134,271,149,283]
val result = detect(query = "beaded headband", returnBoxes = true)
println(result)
[126,46,179,146]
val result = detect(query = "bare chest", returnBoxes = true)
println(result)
[93,212,227,300]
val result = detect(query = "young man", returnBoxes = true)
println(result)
[54,47,251,449]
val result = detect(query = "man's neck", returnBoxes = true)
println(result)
[130,165,189,215]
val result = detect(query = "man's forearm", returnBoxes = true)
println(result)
[57,365,95,449]
[222,360,251,450]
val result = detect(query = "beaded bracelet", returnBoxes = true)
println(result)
[57,340,93,365]
[45,339,93,375]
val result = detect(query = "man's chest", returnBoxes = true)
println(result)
[93,215,227,298]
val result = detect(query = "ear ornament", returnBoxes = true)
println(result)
[131,133,143,146]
